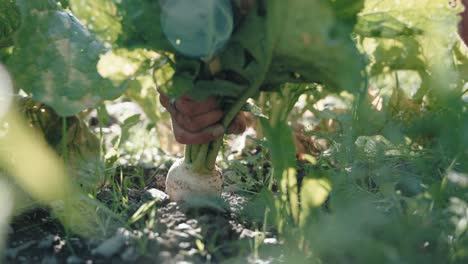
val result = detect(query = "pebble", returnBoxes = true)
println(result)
[167,230,190,240]
[179,242,191,249]
[175,223,191,231]
[6,241,36,259]
[240,229,256,238]
[263,238,278,245]
[41,255,58,264]
[120,247,139,262]
[185,248,199,257]
[185,228,202,239]
[92,228,130,258]
[66,256,82,264]
[186,219,198,226]
[158,251,172,262]
[142,188,170,204]
[38,235,55,249]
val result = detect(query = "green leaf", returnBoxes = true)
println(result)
[187,79,247,101]
[356,12,423,38]
[97,48,163,124]
[0,0,20,48]
[330,0,365,23]
[260,117,299,225]
[266,0,364,91]
[169,72,196,99]
[133,0,365,102]
[69,0,121,44]
[8,0,123,116]
[300,177,332,226]
[357,0,464,103]
[116,0,173,51]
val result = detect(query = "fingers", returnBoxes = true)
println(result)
[227,112,248,135]
[159,91,225,144]
[158,89,248,145]
[172,121,225,145]
[174,109,224,133]
[175,95,218,117]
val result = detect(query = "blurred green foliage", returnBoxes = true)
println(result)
[0,0,467,263]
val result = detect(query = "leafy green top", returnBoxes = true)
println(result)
[356,0,466,105]
[5,0,124,116]
[118,0,365,103]
[0,0,20,48]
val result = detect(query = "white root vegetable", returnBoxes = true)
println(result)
[165,158,223,202]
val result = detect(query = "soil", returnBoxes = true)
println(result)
[5,102,280,263]
[5,170,275,264]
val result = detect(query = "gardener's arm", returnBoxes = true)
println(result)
[159,92,247,145]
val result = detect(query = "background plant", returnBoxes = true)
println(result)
[0,0,467,263]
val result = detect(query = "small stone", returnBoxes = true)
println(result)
[120,247,139,262]
[167,230,190,239]
[185,228,202,239]
[185,248,199,257]
[240,229,255,239]
[6,241,35,259]
[179,242,191,249]
[158,251,172,262]
[142,188,169,204]
[92,228,130,258]
[263,238,278,245]
[38,235,55,249]
[186,219,198,226]
[66,256,82,264]
[175,223,191,231]
[41,256,58,264]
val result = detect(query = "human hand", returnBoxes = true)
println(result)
[159,91,247,145]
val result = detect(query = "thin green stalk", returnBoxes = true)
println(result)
[61,117,68,164]
[191,144,200,164]
[97,106,106,162]
[185,2,281,173]
[185,145,192,163]
[204,68,271,170]
[192,144,209,173]
[184,59,272,173]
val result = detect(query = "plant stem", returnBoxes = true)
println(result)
[184,145,192,163]
[188,66,271,173]
[184,2,281,173]
[62,117,68,164]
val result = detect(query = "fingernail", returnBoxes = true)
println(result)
[211,125,225,137]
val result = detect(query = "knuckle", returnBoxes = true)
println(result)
[199,133,214,144]
[177,113,199,132]
[174,132,188,144]
[175,102,191,115]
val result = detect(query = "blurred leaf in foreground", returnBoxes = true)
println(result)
[69,0,121,44]
[0,109,122,238]
[7,0,124,116]
[0,179,14,258]
[0,0,21,48]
